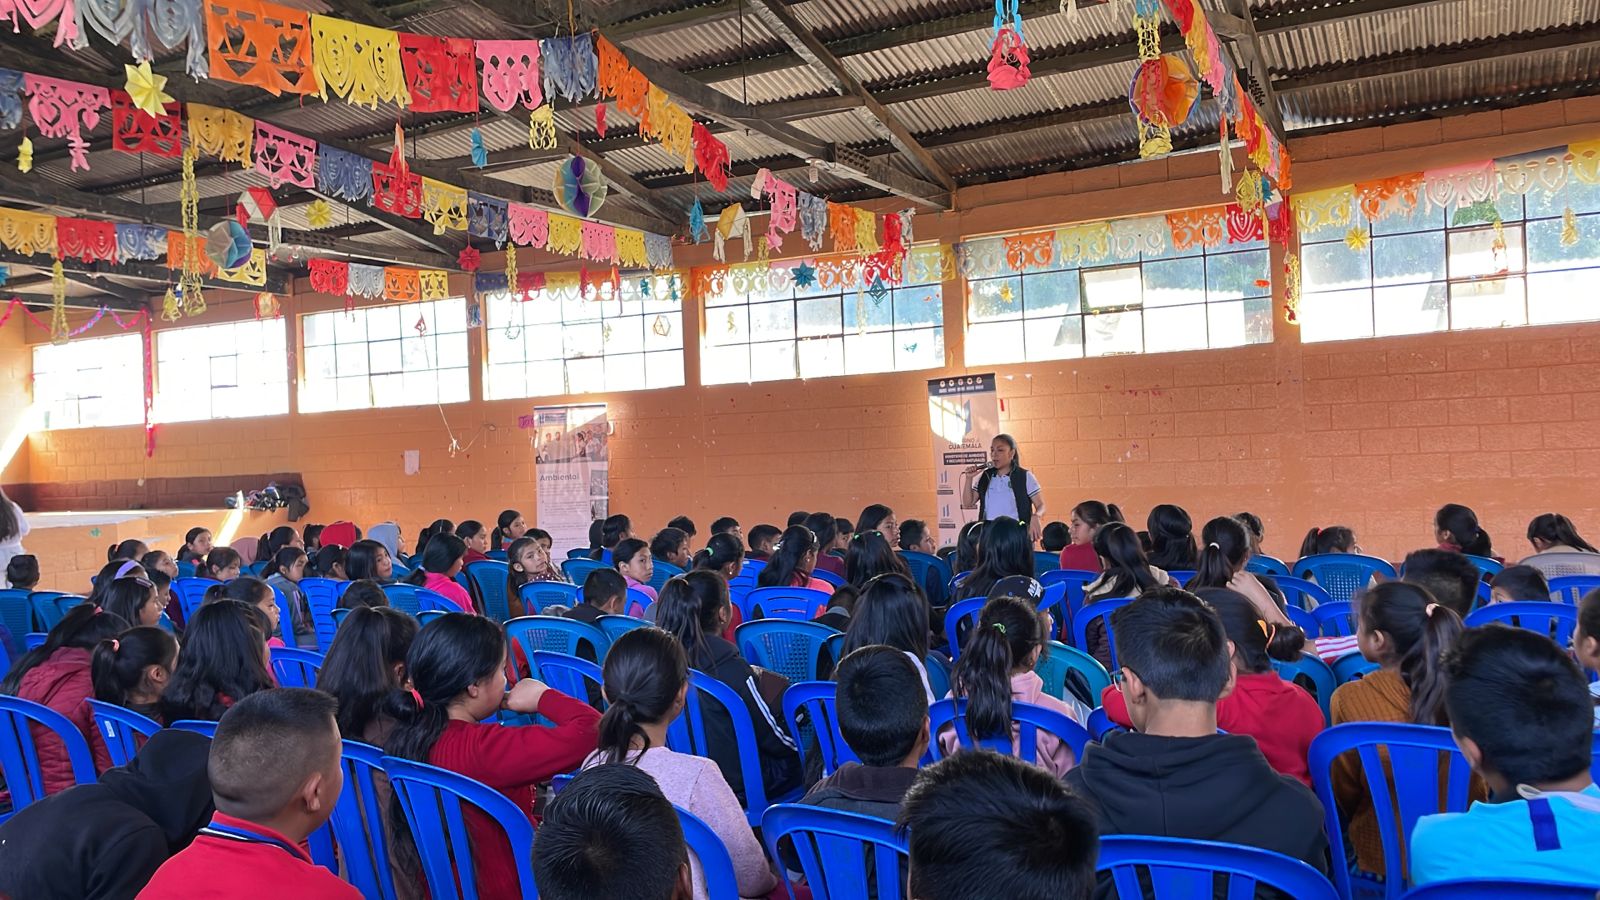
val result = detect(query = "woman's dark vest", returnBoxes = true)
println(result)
[976,466,1033,524]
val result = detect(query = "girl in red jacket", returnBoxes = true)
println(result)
[385,613,600,900]
[1,604,126,793]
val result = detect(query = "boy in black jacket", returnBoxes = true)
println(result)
[799,645,927,817]
[1065,588,1328,884]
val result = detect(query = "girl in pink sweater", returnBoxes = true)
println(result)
[403,533,476,613]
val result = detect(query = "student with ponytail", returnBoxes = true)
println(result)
[1058,500,1122,571]
[1145,504,1197,571]
[457,520,492,565]
[1299,525,1360,558]
[92,625,179,721]
[1520,513,1600,575]
[755,525,833,593]
[402,532,474,613]
[263,546,317,647]
[1331,581,1468,873]
[101,574,165,628]
[942,594,1084,777]
[160,600,276,725]
[1190,516,1293,627]
[1082,522,1171,666]
[204,576,286,647]
[505,535,571,617]
[201,546,242,583]
[176,527,213,568]
[491,509,528,552]
[692,532,746,583]
[2,604,127,789]
[107,539,149,565]
[384,613,599,900]
[1435,503,1499,561]
[253,525,302,562]
[316,606,418,745]
[582,628,778,900]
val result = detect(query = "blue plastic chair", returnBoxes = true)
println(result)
[170,718,219,737]
[924,652,951,700]
[1462,554,1504,577]
[24,632,45,650]
[299,577,345,652]
[1034,640,1112,702]
[1033,549,1061,579]
[625,587,655,618]
[737,620,838,684]
[565,548,590,560]
[1313,600,1358,637]
[1271,652,1338,724]
[416,588,459,612]
[1593,730,1600,784]
[528,651,605,708]
[381,583,423,615]
[561,558,607,584]
[809,568,845,589]
[518,581,581,614]
[946,569,972,597]
[176,560,197,578]
[1333,653,1381,684]
[1039,569,1098,615]
[331,607,352,627]
[597,614,649,644]
[1096,835,1339,900]
[1166,569,1197,586]
[28,593,85,632]
[1401,880,1600,899]
[1247,555,1291,576]
[782,681,858,777]
[648,559,686,593]
[383,756,537,900]
[942,596,985,658]
[0,588,35,650]
[1086,706,1125,740]
[1275,575,1334,610]
[667,670,803,826]
[899,550,953,607]
[330,740,399,900]
[485,550,508,562]
[270,646,324,688]
[761,804,910,900]
[505,616,609,668]
[0,695,98,822]
[1549,574,1600,605]
[676,805,742,900]
[244,560,268,577]
[417,610,449,627]
[739,559,767,578]
[928,697,1091,763]
[0,640,8,679]
[464,561,512,621]
[1037,580,1069,639]
[86,699,161,767]
[1286,604,1319,635]
[1309,722,1476,900]
[1294,553,1397,604]
[173,577,222,623]
[742,587,828,622]
[266,585,298,646]
[1072,596,1135,668]
[1465,602,1579,644]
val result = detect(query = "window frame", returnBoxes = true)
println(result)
[152,317,291,423]
[297,297,472,413]
[30,332,145,431]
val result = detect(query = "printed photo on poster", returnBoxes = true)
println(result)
[534,404,610,553]
[928,374,999,548]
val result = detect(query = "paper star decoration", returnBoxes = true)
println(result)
[17,136,31,173]
[998,283,1014,302]
[124,61,175,117]
[1344,226,1369,251]
[792,262,816,288]
[306,199,332,228]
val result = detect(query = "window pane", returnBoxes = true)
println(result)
[1144,305,1209,353]
[298,299,470,412]
[1141,258,1206,308]
[1527,216,1600,272]
[1301,289,1374,343]
[1085,309,1143,356]
[1373,232,1445,285]
[1206,250,1270,300]
[1374,283,1448,336]
[1450,278,1526,330]
[1020,270,1079,317]
[968,277,1021,321]
[1082,266,1142,311]
[1527,271,1600,325]
[154,321,288,423]
[965,321,1024,366]
[1022,316,1083,361]
[1302,241,1370,291]
[1448,225,1525,279]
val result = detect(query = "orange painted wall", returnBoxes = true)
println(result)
[12,96,1600,577]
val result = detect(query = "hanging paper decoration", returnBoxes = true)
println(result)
[580,221,617,264]
[48,260,67,343]
[502,242,517,294]
[306,198,331,228]
[1224,203,1263,243]
[204,219,252,269]
[236,185,279,253]
[1561,208,1579,247]
[528,103,558,150]
[547,214,582,256]
[419,269,448,301]
[455,246,480,272]
[252,121,316,188]
[595,103,606,138]
[1002,231,1053,271]
[540,33,596,104]
[204,0,317,95]
[798,193,827,251]
[188,103,252,165]
[348,263,384,298]
[120,59,173,116]
[616,229,647,268]
[1291,185,1354,235]
[15,135,30,173]
[1282,252,1301,324]
[371,127,422,218]
[1571,139,1600,184]
[90,0,207,79]
[315,144,373,203]
[828,203,857,253]
[0,207,56,256]
[308,257,347,295]
[1166,205,1227,251]
[159,286,180,321]
[469,128,487,168]
[110,89,181,157]
[1053,223,1112,266]
[642,87,695,172]
[688,199,707,243]
[177,143,206,314]
[383,266,420,302]
[1343,225,1368,251]
[1494,149,1568,196]
[420,178,467,234]
[115,223,166,261]
[644,232,674,270]
[1,0,78,46]
[0,69,22,129]
[253,290,278,317]
[55,217,117,263]
[507,203,548,249]
[24,74,109,172]
[713,205,749,262]
[217,247,266,286]
[554,156,608,218]
[986,0,1030,91]
[754,169,798,252]
[1129,50,1197,159]
[1423,160,1497,211]
[692,123,730,192]
[310,15,407,109]
[1108,216,1167,259]
[475,39,541,112]
[398,33,477,113]
[1352,172,1422,221]
[467,193,509,245]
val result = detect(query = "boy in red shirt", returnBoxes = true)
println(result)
[139,688,357,899]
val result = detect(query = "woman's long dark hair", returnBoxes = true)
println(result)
[414,519,455,560]
[87,560,148,607]
[317,606,418,741]
[345,541,388,582]
[1145,504,1197,571]
[202,576,273,610]
[1436,504,1492,557]
[856,504,894,535]
[958,516,1032,600]
[955,520,984,574]
[107,539,148,564]
[2,605,128,694]
[491,509,522,551]
[1092,523,1162,598]
[203,547,241,580]
[1527,513,1598,553]
[505,536,540,598]
[1358,582,1462,725]
[92,626,179,710]
[177,527,211,564]
[158,600,275,722]
[845,530,909,588]
[405,533,466,585]
[1198,588,1306,673]
[692,533,744,575]
[951,596,1043,740]
[595,627,688,765]
[1072,501,1123,532]
[312,545,348,579]
[654,571,729,670]
[255,525,299,562]
[1192,516,1252,589]
[0,486,18,543]
[758,526,817,588]
[803,512,840,553]
[1299,526,1356,558]
[101,577,158,626]
[262,546,308,580]
[842,573,930,661]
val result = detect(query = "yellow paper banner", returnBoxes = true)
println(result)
[420,178,467,235]
[187,103,254,165]
[310,15,409,109]
[0,207,58,256]
[547,213,582,256]
[217,248,268,286]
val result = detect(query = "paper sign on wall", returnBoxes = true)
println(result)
[403,449,419,475]
[534,404,609,553]
[928,374,999,549]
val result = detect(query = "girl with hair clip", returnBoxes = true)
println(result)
[1435,503,1500,562]
[656,571,802,804]
[582,628,780,900]
[200,547,242,583]
[1300,525,1361,558]
[159,600,276,724]
[253,525,301,563]
[2,604,127,790]
[204,576,286,647]
[311,545,348,581]
[403,532,474,613]
[316,606,419,745]
[804,513,847,577]
[1145,504,1198,571]
[384,614,599,900]
[345,540,396,584]
[942,595,1085,777]
[413,519,454,561]
[1081,522,1172,667]
[86,560,148,610]
[953,516,1033,603]
[1521,513,1600,573]
[844,529,911,589]
[1235,512,1266,556]
[106,539,148,565]
[1059,501,1122,572]
[101,575,164,628]
[175,528,212,567]
[91,625,179,722]
[263,546,317,648]
[490,509,528,552]
[842,572,936,701]
[504,536,570,618]
[755,526,834,594]
[1331,581,1470,874]
[693,533,746,583]
[457,520,492,565]
[1190,516,1294,627]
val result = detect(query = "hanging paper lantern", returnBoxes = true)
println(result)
[987,27,1030,90]
[553,156,608,218]
[204,219,252,270]
[1129,54,1197,158]
[458,246,481,271]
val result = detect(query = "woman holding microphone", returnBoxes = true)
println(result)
[962,434,1046,544]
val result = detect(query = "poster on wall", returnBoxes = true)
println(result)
[533,404,610,554]
[928,374,999,549]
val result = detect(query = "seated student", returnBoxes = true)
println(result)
[589,514,633,563]
[103,574,166,628]
[148,570,174,623]
[583,628,777,900]
[1410,625,1600,886]
[668,516,698,544]
[202,547,243,583]
[411,519,451,561]
[109,538,150,566]
[310,545,348,581]
[566,568,626,626]
[788,510,811,528]
[0,726,214,900]
[1040,521,1070,555]
[652,527,693,572]
[1189,516,1291,621]
[901,751,1099,900]
[301,524,324,556]
[337,578,389,611]
[319,521,360,554]
[1520,513,1600,577]
[1489,564,1551,604]
[316,606,418,747]
[263,547,317,647]
[456,520,492,565]
[1236,511,1266,556]
[506,536,572,617]
[692,533,745,584]
[756,526,834,595]
[206,577,287,647]
[1436,502,1500,562]
[1300,524,1361,558]
[801,645,927,818]
[160,600,278,724]
[138,688,358,899]
[1,604,126,791]
[533,764,692,900]
[1577,589,1600,726]
[815,585,858,634]
[1065,588,1329,876]
[805,513,848,577]
[6,552,39,591]
[1401,548,1482,618]
[401,533,474,613]
[1145,504,1198,572]
[1058,501,1120,572]
[92,625,180,722]
[490,510,528,554]
[1081,522,1169,662]
[385,614,600,900]
[746,524,781,560]
[615,537,658,606]
[176,527,214,570]
[846,530,912,590]
[842,573,936,702]
[366,522,403,562]
[344,540,396,585]
[710,516,741,540]
[898,519,939,557]
[142,550,179,580]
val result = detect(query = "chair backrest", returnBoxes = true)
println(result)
[1034,640,1112,702]
[1037,580,1069,639]
[1271,652,1337,725]
[169,719,218,737]
[270,646,324,688]
[739,558,767,579]
[245,560,269,577]
[648,558,686,593]
[1548,574,1600,605]
[597,614,649,644]
[86,699,161,767]
[625,587,654,618]
[331,606,352,627]
[417,610,449,627]
[173,577,222,622]
[267,585,296,645]
[485,550,508,562]
[1086,706,1125,741]
[943,596,986,658]
[565,548,591,560]
[668,669,795,825]
[464,561,512,621]
[1072,596,1135,668]
[528,651,605,708]
[781,681,859,777]
[1166,569,1197,586]
[1521,552,1600,581]
[0,588,34,648]
[899,550,953,606]
[1274,575,1334,610]
[1400,880,1600,899]
[299,577,344,652]
[1286,603,1319,635]
[1333,654,1382,685]
[416,588,459,612]
[923,651,951,700]
[1463,554,1503,577]
[742,587,828,622]
[677,805,742,900]
[760,804,910,900]
[560,558,607,584]
[1293,553,1397,604]
[330,740,399,900]
[1039,569,1098,615]
[810,568,845,589]
[24,632,46,650]
[381,582,422,615]
[1309,722,1476,900]
[1246,555,1291,576]
[1465,602,1579,645]
[1096,835,1339,900]
[736,619,838,684]
[518,580,580,615]
[927,697,1091,763]
[1033,549,1061,579]
[504,616,610,670]
[0,694,98,819]
[382,755,537,900]
[1313,600,1357,637]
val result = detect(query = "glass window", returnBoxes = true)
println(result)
[31,334,143,430]
[300,298,470,412]
[154,319,289,422]
[484,273,684,399]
